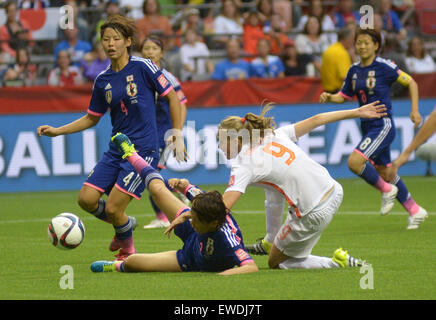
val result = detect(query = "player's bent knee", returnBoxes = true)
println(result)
[347,153,365,174]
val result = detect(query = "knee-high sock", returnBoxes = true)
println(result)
[126,153,164,188]
[264,189,284,244]
[114,217,135,252]
[90,199,111,223]
[358,162,392,193]
[278,255,339,269]
[393,174,420,215]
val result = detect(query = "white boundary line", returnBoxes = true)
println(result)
[0,211,434,224]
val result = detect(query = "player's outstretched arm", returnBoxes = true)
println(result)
[319,92,346,104]
[37,113,100,137]
[219,261,259,276]
[294,101,387,139]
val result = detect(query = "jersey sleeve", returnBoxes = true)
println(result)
[232,247,254,267]
[383,59,401,85]
[275,124,298,142]
[224,163,252,194]
[396,70,412,87]
[140,59,174,97]
[338,67,355,100]
[87,80,107,117]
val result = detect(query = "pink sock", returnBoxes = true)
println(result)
[118,236,136,253]
[156,211,169,222]
[375,177,392,193]
[402,198,420,216]
[126,153,150,173]
[115,261,125,272]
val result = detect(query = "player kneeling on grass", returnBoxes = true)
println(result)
[91,133,258,275]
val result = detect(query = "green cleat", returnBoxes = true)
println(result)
[332,248,368,268]
[246,237,272,255]
[90,260,116,273]
[111,133,137,159]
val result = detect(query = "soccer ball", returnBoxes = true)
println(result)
[48,213,85,249]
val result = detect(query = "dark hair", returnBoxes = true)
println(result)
[100,14,137,54]
[142,0,160,16]
[191,191,228,228]
[304,15,323,36]
[406,36,425,59]
[141,35,164,52]
[337,27,353,41]
[355,28,382,53]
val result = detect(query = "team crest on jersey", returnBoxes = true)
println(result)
[206,238,214,256]
[126,75,134,82]
[366,71,376,93]
[126,82,138,97]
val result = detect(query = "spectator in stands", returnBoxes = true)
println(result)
[47,50,84,86]
[296,0,337,44]
[173,7,205,48]
[333,0,360,28]
[273,0,292,32]
[211,38,251,80]
[119,0,144,20]
[250,38,285,78]
[242,10,265,60]
[136,0,174,49]
[179,28,214,81]
[80,41,110,82]
[264,13,290,56]
[213,0,244,47]
[281,38,313,77]
[1,47,36,87]
[379,0,407,41]
[57,0,90,43]
[0,1,33,60]
[405,36,436,74]
[54,26,92,67]
[295,15,329,76]
[320,27,353,93]
[257,0,274,32]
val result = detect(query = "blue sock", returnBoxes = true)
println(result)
[393,175,411,204]
[114,218,133,240]
[358,163,379,186]
[138,166,164,189]
[91,199,111,223]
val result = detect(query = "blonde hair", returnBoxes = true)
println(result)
[218,102,276,143]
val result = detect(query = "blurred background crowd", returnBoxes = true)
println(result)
[0,0,435,95]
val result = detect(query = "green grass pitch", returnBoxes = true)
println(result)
[0,177,434,300]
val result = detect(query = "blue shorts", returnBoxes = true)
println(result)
[174,220,198,272]
[355,118,395,167]
[85,145,158,200]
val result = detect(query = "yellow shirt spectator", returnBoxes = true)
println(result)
[321,39,352,93]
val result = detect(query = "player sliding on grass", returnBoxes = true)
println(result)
[90,133,258,275]
[37,15,185,260]
[319,28,428,230]
[167,102,384,269]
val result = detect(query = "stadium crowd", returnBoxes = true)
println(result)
[0,0,435,92]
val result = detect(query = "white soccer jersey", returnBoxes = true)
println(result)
[225,124,336,217]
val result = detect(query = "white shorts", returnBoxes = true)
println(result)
[274,181,343,259]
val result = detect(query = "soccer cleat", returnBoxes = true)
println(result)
[246,238,272,255]
[143,218,170,229]
[111,132,137,159]
[90,260,116,273]
[407,207,428,230]
[380,184,398,215]
[109,216,138,251]
[332,248,368,268]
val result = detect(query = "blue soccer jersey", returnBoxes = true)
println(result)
[250,55,285,78]
[175,213,254,272]
[88,55,173,154]
[339,57,403,124]
[155,69,187,151]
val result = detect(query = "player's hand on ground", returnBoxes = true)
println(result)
[164,211,191,238]
[410,111,422,129]
[357,101,387,119]
[319,92,331,103]
[37,125,60,137]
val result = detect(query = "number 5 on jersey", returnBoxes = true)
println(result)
[262,142,295,166]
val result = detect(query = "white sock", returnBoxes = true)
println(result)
[278,255,339,269]
[264,189,285,244]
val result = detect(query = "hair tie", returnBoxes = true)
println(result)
[241,117,246,124]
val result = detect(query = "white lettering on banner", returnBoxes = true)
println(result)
[6,132,50,177]
[82,129,97,174]
[0,136,4,175]
[328,120,362,164]
[52,136,81,176]
[297,125,326,164]
[200,125,219,170]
